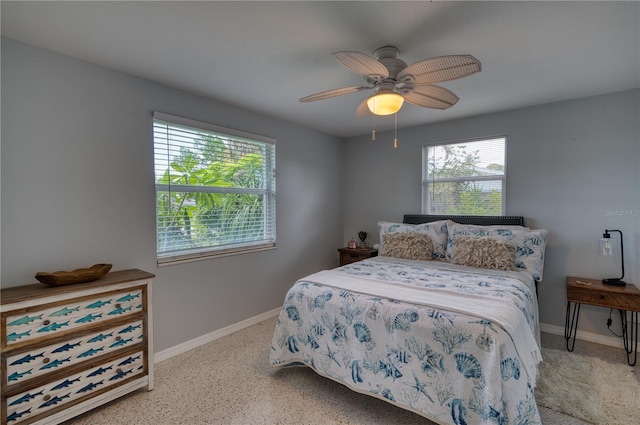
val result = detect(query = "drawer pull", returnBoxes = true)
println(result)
[115,303,122,309]
[349,254,359,258]
[43,320,51,326]
[43,357,50,364]
[116,368,123,374]
[600,295,606,300]
[43,395,51,401]
[115,336,122,341]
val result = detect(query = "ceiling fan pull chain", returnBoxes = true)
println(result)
[372,113,376,140]
[393,113,398,148]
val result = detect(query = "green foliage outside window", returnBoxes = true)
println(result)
[424,138,505,216]
[155,125,275,257]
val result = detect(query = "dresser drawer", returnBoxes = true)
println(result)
[567,286,640,311]
[3,288,144,348]
[5,351,145,425]
[338,248,378,266]
[5,319,144,388]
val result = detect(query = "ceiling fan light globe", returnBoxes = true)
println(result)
[367,93,404,115]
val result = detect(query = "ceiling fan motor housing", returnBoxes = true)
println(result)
[373,46,408,80]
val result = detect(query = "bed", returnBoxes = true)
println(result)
[270,215,549,425]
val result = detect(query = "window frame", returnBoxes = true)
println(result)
[153,111,276,265]
[422,136,507,216]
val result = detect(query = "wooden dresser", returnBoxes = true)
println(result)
[1,269,154,425]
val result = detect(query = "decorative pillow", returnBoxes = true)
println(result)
[381,232,434,261]
[445,220,530,233]
[450,235,515,270]
[446,222,549,281]
[378,220,448,260]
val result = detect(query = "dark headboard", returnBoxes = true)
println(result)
[403,214,525,226]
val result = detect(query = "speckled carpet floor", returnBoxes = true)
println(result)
[64,317,638,425]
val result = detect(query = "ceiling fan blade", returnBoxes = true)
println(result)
[356,99,373,118]
[403,85,459,110]
[398,55,481,84]
[299,86,371,103]
[333,51,389,78]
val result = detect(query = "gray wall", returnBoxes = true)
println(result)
[343,89,640,338]
[1,37,344,352]
[3,35,639,350]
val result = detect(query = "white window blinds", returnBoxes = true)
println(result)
[153,112,276,264]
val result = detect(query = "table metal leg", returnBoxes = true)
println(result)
[565,301,580,352]
[619,309,638,366]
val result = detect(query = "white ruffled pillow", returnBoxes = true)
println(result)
[446,221,549,281]
[381,232,434,261]
[378,220,448,260]
[449,235,515,270]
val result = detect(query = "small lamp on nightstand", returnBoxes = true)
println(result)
[599,229,626,286]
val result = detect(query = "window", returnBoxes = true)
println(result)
[422,136,506,215]
[153,112,276,265]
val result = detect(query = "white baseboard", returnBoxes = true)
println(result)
[539,322,625,349]
[153,307,281,363]
[154,313,626,364]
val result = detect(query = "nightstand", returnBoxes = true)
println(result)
[565,276,640,365]
[338,247,378,266]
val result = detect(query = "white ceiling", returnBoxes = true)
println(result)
[2,1,639,138]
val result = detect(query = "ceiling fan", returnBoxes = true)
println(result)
[299,46,481,117]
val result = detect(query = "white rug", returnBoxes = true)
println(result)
[536,348,640,425]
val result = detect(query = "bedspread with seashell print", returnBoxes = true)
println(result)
[270,256,541,425]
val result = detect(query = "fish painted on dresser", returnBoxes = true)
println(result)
[52,342,81,353]
[10,352,45,366]
[8,369,32,382]
[77,347,104,358]
[118,324,141,334]
[49,306,80,317]
[76,380,104,393]
[6,408,31,422]
[39,357,71,370]
[87,366,112,377]
[85,300,111,309]
[51,378,81,390]
[107,306,132,316]
[109,337,133,348]
[118,355,141,366]
[116,293,139,302]
[109,368,133,381]
[39,393,70,408]
[7,331,31,342]
[9,391,44,406]
[37,321,69,333]
[8,314,43,326]
[75,313,102,324]
[87,332,113,343]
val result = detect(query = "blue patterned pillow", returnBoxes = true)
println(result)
[446,222,549,281]
[378,220,448,260]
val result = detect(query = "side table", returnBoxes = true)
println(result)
[565,276,640,366]
[338,247,378,266]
